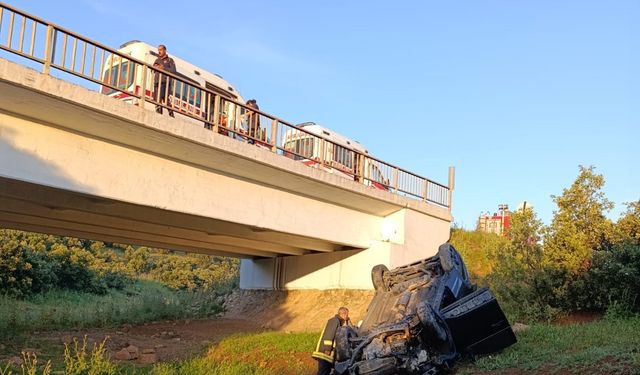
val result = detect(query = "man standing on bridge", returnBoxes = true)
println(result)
[312,307,352,375]
[153,44,176,117]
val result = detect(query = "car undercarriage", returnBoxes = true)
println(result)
[334,243,516,375]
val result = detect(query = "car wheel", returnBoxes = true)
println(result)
[438,244,470,282]
[371,264,390,291]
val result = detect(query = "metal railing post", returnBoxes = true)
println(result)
[234,105,241,133]
[270,119,278,152]
[357,154,365,183]
[42,25,54,74]
[448,166,455,211]
[139,64,146,109]
[212,95,221,132]
[422,180,429,202]
[392,168,399,192]
[319,139,326,167]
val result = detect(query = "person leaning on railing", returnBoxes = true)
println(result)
[243,99,261,142]
[153,44,177,117]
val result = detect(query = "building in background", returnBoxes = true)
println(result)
[477,204,510,236]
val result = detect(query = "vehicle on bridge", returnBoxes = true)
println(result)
[283,122,390,190]
[100,43,395,192]
[334,244,516,375]
[100,40,244,128]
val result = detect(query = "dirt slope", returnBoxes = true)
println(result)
[223,289,376,332]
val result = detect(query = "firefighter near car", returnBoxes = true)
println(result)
[313,307,353,375]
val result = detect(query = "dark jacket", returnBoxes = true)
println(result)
[153,54,176,85]
[312,315,350,363]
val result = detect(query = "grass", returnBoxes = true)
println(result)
[143,331,319,375]
[0,280,223,339]
[456,316,640,374]
[161,317,640,375]
[1,305,638,374]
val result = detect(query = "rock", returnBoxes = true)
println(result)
[115,331,125,335]
[142,348,155,354]
[114,349,132,361]
[125,345,139,359]
[154,344,166,349]
[512,322,530,334]
[138,353,157,364]
[159,331,178,339]
[8,356,23,366]
[121,324,132,333]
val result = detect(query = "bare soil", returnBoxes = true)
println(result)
[223,288,375,332]
[553,311,602,326]
[28,318,262,365]
[1,289,375,366]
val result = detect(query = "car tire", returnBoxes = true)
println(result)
[438,243,470,282]
[371,264,390,291]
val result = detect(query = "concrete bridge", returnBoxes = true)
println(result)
[0,4,453,290]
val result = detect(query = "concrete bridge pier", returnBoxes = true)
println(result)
[240,207,451,290]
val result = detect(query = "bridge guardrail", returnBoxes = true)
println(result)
[0,2,453,209]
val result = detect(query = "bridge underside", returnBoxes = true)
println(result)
[0,177,347,258]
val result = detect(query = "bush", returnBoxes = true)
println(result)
[0,229,239,299]
[578,242,640,313]
[64,337,116,375]
[0,230,131,298]
[148,254,239,292]
[449,228,508,281]
[0,236,57,298]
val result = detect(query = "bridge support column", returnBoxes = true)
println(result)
[239,207,451,290]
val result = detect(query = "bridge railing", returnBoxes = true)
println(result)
[0,2,453,209]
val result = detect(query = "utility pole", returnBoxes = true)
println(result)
[497,204,509,236]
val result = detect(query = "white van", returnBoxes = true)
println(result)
[100,40,244,127]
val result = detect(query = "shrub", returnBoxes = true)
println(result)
[578,242,640,313]
[64,336,116,375]
[0,229,239,299]
[148,254,239,292]
[0,236,57,298]
[0,230,132,298]
[449,228,508,280]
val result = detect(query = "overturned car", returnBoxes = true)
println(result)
[334,244,516,375]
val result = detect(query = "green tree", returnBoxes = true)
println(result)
[544,165,614,275]
[613,200,640,245]
[490,207,558,320]
[577,201,640,313]
[449,228,508,280]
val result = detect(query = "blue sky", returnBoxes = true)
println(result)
[6,0,639,228]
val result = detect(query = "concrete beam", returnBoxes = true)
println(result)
[0,196,307,256]
[0,177,340,253]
